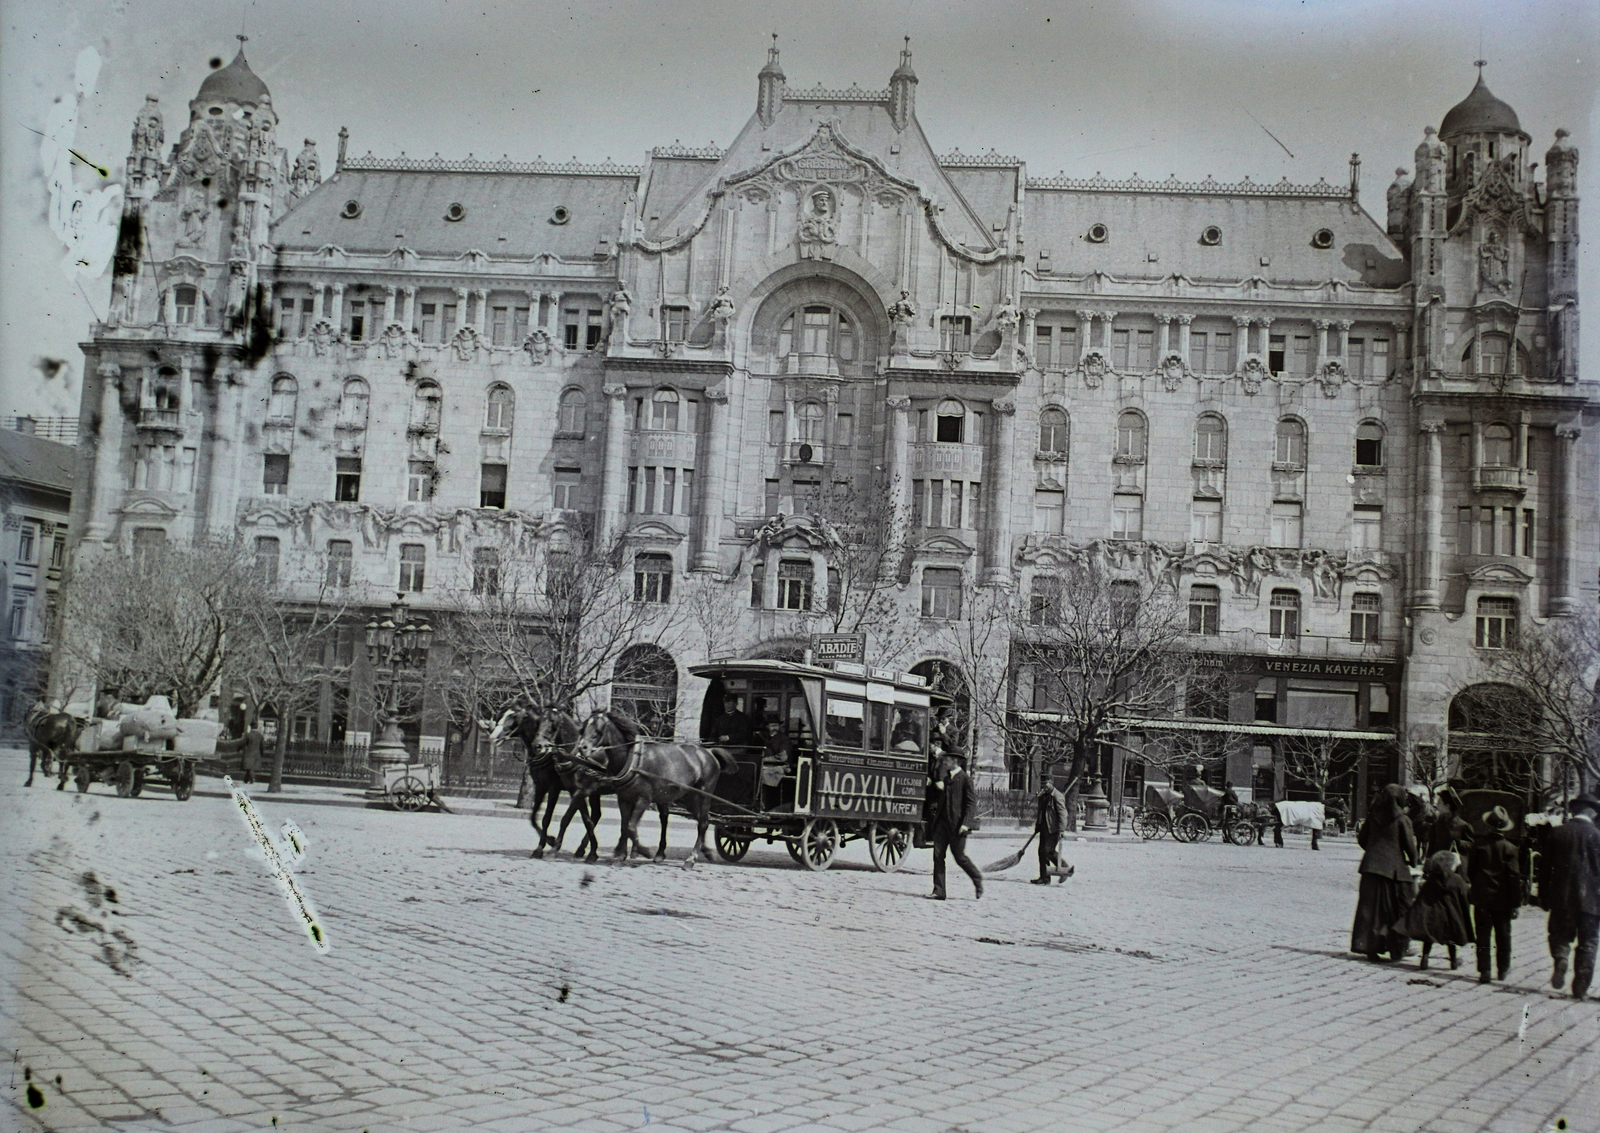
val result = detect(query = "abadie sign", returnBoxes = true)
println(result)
[811,633,865,664]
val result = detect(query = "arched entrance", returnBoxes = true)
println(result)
[612,644,678,739]
[1448,683,1540,798]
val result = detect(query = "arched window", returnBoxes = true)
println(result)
[558,388,587,434]
[612,643,678,739]
[1038,407,1069,455]
[777,304,855,361]
[268,375,297,424]
[1116,410,1146,460]
[1449,682,1538,794]
[649,388,680,432]
[936,399,966,444]
[338,378,369,431]
[484,384,514,431]
[1483,423,1514,466]
[1355,421,1384,467]
[1275,418,1306,466]
[1195,413,1227,463]
[796,402,825,443]
[411,381,442,433]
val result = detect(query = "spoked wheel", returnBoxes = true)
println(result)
[130,767,147,797]
[1174,812,1212,843]
[867,822,912,873]
[391,776,429,812]
[115,761,136,798]
[785,839,806,866]
[797,817,839,871]
[75,766,92,792]
[170,762,196,802]
[1225,819,1258,846]
[1132,811,1169,841]
[715,826,752,863]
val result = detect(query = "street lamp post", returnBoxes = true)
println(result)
[364,591,433,793]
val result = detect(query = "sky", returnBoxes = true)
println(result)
[2,0,1597,421]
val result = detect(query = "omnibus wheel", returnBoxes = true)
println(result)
[798,818,839,871]
[715,826,751,862]
[867,822,911,873]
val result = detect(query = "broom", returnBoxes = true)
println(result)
[983,832,1036,873]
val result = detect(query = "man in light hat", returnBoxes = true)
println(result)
[1467,805,1520,984]
[1546,793,1600,999]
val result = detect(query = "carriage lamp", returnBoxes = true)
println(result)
[365,593,434,791]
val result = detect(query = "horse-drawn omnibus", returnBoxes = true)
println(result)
[688,658,954,872]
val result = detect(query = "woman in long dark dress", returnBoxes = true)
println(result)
[1351,783,1419,961]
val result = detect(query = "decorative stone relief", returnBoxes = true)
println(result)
[523,329,553,364]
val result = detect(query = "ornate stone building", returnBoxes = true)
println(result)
[63,42,1593,804]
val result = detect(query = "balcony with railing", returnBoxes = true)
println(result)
[1471,464,1536,494]
[1189,628,1400,661]
[630,429,700,465]
[783,440,829,466]
[911,441,985,479]
[136,407,182,432]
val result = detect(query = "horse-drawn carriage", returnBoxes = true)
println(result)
[689,659,952,872]
[1132,780,1259,845]
[32,696,218,801]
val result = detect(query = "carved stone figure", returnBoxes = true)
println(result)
[452,325,480,361]
[709,285,736,322]
[609,286,633,322]
[887,289,917,324]
[289,139,321,200]
[1239,356,1266,394]
[798,186,838,254]
[524,328,552,364]
[176,188,207,248]
[1161,355,1186,391]
[379,323,407,359]
[1478,226,1510,294]
[1318,360,1346,397]
[130,97,164,159]
[309,320,335,356]
[1081,352,1107,389]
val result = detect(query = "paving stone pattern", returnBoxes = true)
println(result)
[1,752,1594,1133]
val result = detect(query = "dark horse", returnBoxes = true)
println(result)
[575,710,731,866]
[490,706,602,861]
[24,703,85,788]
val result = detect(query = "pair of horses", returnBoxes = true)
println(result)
[489,706,733,867]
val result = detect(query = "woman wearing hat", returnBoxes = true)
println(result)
[1467,805,1522,984]
[1351,784,1419,962]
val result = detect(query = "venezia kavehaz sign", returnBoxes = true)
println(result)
[1260,657,1398,680]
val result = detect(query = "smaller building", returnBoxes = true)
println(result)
[1,427,75,732]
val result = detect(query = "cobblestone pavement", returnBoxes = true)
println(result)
[2,750,1594,1133]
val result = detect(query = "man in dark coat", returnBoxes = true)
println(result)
[706,696,755,750]
[1032,777,1069,885]
[237,720,264,785]
[927,753,982,900]
[1546,793,1600,999]
[1467,805,1521,984]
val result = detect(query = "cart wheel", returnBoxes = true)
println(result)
[798,818,839,871]
[714,826,752,862]
[115,761,136,798]
[867,822,911,873]
[130,767,147,797]
[1174,812,1211,842]
[391,776,428,811]
[75,765,92,792]
[1226,819,1257,846]
[172,762,196,802]
[1132,811,1168,841]
[784,838,806,865]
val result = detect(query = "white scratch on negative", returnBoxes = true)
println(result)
[40,46,122,283]
[226,776,329,953]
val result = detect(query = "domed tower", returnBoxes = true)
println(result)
[1438,63,1531,205]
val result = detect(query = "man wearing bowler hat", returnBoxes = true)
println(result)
[927,751,982,900]
[1546,793,1600,999]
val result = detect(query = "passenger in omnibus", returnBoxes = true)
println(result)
[761,719,796,810]
[706,695,756,751]
[891,709,923,753]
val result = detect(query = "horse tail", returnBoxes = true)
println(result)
[706,744,738,776]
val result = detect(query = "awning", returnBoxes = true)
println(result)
[1013,711,1396,742]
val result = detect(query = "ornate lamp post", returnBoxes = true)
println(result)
[364,592,433,791]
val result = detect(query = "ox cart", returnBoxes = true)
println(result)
[54,696,219,801]
[687,659,953,872]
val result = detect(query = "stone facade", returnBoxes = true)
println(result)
[62,43,1595,802]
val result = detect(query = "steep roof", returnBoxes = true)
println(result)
[197,47,271,106]
[1439,74,1524,139]
[272,159,637,260]
[0,429,75,494]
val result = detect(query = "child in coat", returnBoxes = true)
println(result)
[1399,850,1475,970]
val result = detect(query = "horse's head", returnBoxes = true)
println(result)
[577,710,632,773]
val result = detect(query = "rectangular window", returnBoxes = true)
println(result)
[750,560,765,607]
[552,467,582,511]
[968,482,982,531]
[419,302,437,342]
[480,463,507,509]
[662,467,677,516]
[825,697,865,750]
[1035,326,1052,367]
[679,468,693,515]
[347,300,368,342]
[1499,506,1517,556]
[628,467,639,513]
[1189,585,1220,635]
[835,413,853,448]
[490,305,510,347]
[793,478,820,513]
[442,302,459,341]
[1371,338,1390,378]
[181,447,197,492]
[765,478,780,517]
[929,480,945,528]
[8,597,30,640]
[1292,335,1313,375]
[920,568,962,619]
[1191,499,1223,544]
[1521,509,1536,556]
[1030,575,1062,626]
[1190,331,1209,372]
[255,536,280,584]
[277,297,296,338]
[1270,502,1303,548]
[335,457,362,502]
[768,410,786,446]
[1348,337,1365,379]
[1215,331,1233,372]
[777,560,814,610]
[911,479,925,527]
[326,540,353,588]
[939,316,972,353]
[1058,326,1077,362]
[298,297,315,337]
[1269,590,1301,638]
[50,535,66,570]
[513,306,530,344]
[1475,597,1517,649]
[1350,592,1381,643]
[563,308,581,350]
[408,460,435,502]
[643,467,657,514]
[634,553,672,603]
[1112,494,1143,541]
[473,548,500,596]
[662,306,689,342]
[17,525,37,564]
[263,453,289,496]
[1135,329,1154,369]
[399,544,426,592]
[586,309,603,350]
[1269,334,1286,375]
[1111,328,1131,369]
[1033,489,1065,534]
[1352,505,1382,551]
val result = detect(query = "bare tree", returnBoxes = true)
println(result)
[223,545,352,792]
[57,537,264,717]
[1482,611,1600,796]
